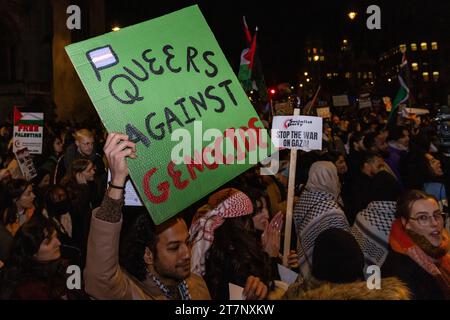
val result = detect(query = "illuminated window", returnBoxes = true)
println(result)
[433,71,439,81]
[411,62,418,71]
[420,42,427,51]
[345,72,351,79]
[333,73,338,77]
[307,48,311,54]
[368,72,373,79]
[431,42,438,50]
[313,48,317,54]
[422,72,429,82]
[411,43,417,51]
[326,73,332,79]
[363,72,367,79]
[357,72,361,79]
[319,56,325,61]
[313,55,320,62]
[308,57,312,62]
[399,44,406,51]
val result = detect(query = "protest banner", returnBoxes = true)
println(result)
[14,147,37,181]
[271,111,323,265]
[271,115,323,151]
[65,5,273,224]
[332,94,350,107]
[359,93,372,109]
[13,107,44,154]
[316,106,331,119]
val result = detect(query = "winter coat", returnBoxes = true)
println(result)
[84,196,211,300]
[283,276,411,300]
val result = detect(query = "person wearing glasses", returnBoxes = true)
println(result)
[382,190,450,299]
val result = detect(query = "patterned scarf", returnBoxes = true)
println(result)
[294,190,350,280]
[351,201,397,266]
[189,188,253,276]
[389,219,450,297]
[148,272,191,300]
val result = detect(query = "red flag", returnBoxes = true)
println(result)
[243,16,252,44]
[13,106,23,125]
[244,27,257,70]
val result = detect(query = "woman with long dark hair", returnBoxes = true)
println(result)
[2,179,36,237]
[401,152,448,213]
[1,215,85,299]
[61,158,97,268]
[39,134,64,181]
[190,188,272,300]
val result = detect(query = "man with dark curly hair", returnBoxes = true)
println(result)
[84,132,210,300]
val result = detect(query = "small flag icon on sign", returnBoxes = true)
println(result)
[86,45,119,81]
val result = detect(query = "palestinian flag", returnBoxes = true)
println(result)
[13,106,44,126]
[238,17,257,92]
[387,49,410,125]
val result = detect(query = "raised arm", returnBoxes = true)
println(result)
[84,133,137,299]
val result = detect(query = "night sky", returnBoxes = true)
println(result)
[105,0,450,85]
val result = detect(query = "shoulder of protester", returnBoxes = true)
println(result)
[284,277,411,300]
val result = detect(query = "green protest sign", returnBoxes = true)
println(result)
[65,5,273,224]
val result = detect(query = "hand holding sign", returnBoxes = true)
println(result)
[104,133,137,187]
[243,276,268,300]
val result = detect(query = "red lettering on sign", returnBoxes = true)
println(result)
[248,117,268,148]
[168,161,189,190]
[142,167,170,204]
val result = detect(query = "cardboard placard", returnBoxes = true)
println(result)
[65,6,273,224]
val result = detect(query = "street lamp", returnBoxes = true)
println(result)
[112,26,121,32]
[348,11,357,20]
[304,72,308,76]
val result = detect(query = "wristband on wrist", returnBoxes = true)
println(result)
[109,182,125,190]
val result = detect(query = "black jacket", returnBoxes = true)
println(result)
[382,249,446,300]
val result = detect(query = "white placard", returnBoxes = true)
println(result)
[107,170,143,206]
[359,93,372,109]
[14,147,37,181]
[13,111,44,154]
[277,264,299,285]
[228,283,244,300]
[271,116,323,151]
[332,95,350,107]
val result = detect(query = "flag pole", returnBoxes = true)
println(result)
[282,107,300,266]
[305,85,321,115]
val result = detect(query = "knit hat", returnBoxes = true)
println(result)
[189,188,253,276]
[312,228,364,283]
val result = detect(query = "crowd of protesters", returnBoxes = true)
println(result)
[0,102,449,300]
